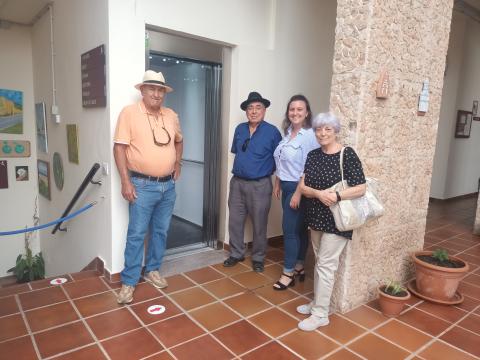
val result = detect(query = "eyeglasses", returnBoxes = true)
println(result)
[147,114,171,146]
[242,138,250,152]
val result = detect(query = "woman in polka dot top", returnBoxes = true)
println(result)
[296,112,366,332]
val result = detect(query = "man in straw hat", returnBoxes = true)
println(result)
[224,92,282,272]
[114,70,183,304]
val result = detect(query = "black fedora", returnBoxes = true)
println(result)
[240,92,271,111]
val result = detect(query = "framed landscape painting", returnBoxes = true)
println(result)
[37,159,51,200]
[35,102,48,153]
[0,88,23,134]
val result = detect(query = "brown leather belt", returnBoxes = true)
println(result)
[130,171,172,182]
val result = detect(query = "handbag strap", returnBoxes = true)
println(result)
[339,147,346,190]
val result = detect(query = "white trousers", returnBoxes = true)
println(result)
[309,230,348,318]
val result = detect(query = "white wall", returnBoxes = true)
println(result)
[107,0,336,273]
[431,12,480,199]
[31,0,111,276]
[0,26,38,276]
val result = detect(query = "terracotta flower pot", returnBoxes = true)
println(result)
[378,285,410,317]
[412,251,469,302]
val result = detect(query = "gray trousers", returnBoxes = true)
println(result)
[228,176,273,262]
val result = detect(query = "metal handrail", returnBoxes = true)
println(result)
[51,163,101,234]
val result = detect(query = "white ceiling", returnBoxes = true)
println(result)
[0,0,478,27]
[0,0,50,25]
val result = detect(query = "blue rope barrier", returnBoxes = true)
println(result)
[0,202,97,236]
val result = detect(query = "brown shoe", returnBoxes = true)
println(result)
[117,284,134,304]
[145,270,168,289]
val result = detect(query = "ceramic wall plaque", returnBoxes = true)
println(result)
[0,140,31,157]
[53,152,64,190]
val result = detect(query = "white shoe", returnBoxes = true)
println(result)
[117,285,135,304]
[144,270,168,289]
[296,304,312,315]
[298,315,329,331]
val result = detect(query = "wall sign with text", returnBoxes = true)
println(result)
[81,45,106,108]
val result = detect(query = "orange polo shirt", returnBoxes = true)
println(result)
[114,101,183,177]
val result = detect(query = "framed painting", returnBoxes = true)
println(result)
[0,160,7,189]
[37,159,51,200]
[15,166,29,181]
[0,88,23,134]
[35,102,48,153]
[454,110,472,138]
[66,124,79,164]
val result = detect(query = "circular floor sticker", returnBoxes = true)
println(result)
[147,305,166,315]
[50,277,68,285]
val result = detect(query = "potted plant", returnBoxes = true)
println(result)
[7,197,45,283]
[412,248,468,302]
[378,280,411,317]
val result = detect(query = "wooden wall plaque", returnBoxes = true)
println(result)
[81,45,106,108]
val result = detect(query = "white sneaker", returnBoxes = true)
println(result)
[145,270,168,289]
[296,304,312,315]
[298,315,329,331]
[117,284,135,304]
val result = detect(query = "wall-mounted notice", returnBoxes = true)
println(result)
[81,45,106,108]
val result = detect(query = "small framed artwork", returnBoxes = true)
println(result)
[454,110,472,138]
[15,166,29,181]
[35,102,48,153]
[37,159,51,200]
[0,160,8,189]
[473,100,478,116]
[66,124,79,164]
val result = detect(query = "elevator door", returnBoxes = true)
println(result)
[149,53,221,250]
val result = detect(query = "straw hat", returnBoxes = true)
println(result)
[135,70,173,92]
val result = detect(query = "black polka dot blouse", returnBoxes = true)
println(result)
[303,146,366,239]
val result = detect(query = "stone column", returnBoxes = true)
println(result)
[474,193,480,235]
[329,0,454,312]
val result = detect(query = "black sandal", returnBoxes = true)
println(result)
[273,273,295,291]
[294,268,305,282]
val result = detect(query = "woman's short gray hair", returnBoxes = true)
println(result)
[312,112,341,133]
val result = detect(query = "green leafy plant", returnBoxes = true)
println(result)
[383,280,407,296]
[432,248,449,262]
[7,197,45,283]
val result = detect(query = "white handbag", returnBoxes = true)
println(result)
[329,147,384,231]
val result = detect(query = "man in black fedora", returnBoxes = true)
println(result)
[224,92,282,272]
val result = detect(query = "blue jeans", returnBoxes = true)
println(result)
[121,177,176,286]
[281,181,308,273]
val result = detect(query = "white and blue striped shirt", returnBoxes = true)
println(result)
[274,127,319,182]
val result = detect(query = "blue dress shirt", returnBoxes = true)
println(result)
[274,127,319,182]
[231,121,282,180]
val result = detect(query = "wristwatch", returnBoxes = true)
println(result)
[335,191,342,202]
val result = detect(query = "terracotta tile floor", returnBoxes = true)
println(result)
[1,197,479,359]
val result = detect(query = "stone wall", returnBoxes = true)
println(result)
[329,0,454,312]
